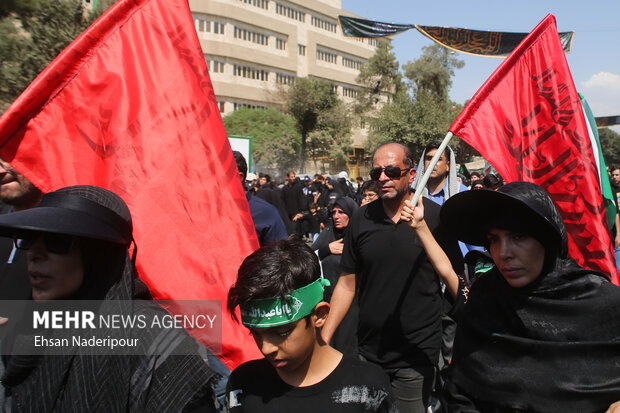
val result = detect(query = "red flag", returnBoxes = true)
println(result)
[0,0,262,367]
[450,14,619,285]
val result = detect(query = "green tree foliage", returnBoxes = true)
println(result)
[403,44,465,100]
[599,127,620,166]
[355,39,402,115]
[307,100,352,170]
[366,44,465,159]
[0,0,100,112]
[285,78,351,172]
[222,107,300,175]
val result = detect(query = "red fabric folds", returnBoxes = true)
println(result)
[450,14,619,285]
[0,0,262,368]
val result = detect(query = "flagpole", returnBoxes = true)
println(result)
[411,131,454,206]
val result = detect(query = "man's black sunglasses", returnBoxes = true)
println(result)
[369,166,412,181]
[14,232,75,255]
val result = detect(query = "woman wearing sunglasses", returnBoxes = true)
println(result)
[0,185,218,412]
[401,182,620,413]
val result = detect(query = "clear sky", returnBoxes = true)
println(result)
[342,0,620,131]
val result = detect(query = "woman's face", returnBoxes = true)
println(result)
[486,228,545,288]
[26,233,84,301]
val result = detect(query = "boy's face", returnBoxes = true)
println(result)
[249,318,316,373]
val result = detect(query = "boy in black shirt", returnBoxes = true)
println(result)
[226,237,397,412]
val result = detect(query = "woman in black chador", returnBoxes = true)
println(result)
[401,181,620,412]
[0,185,218,412]
[443,182,620,412]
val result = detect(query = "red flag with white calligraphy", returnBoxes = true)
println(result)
[450,14,619,285]
[0,0,262,367]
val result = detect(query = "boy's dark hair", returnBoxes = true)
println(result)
[424,140,450,163]
[232,151,247,180]
[228,236,321,322]
[361,179,378,193]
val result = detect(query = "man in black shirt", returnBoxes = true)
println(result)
[323,142,462,413]
[281,170,307,236]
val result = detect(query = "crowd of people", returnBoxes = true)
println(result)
[0,146,619,412]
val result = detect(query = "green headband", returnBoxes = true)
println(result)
[240,277,331,327]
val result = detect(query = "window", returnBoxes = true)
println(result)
[275,3,305,22]
[368,39,377,46]
[276,73,296,85]
[298,44,306,56]
[218,101,226,113]
[233,64,269,81]
[317,48,337,64]
[233,102,268,111]
[234,26,268,45]
[342,56,364,70]
[240,0,268,9]
[213,22,225,35]
[311,15,337,33]
[343,87,359,98]
[276,38,287,50]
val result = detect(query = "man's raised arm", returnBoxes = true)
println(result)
[321,272,356,344]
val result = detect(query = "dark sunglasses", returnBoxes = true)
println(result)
[369,166,412,180]
[14,232,76,254]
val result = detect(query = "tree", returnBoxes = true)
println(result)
[306,99,352,171]
[367,45,465,160]
[599,127,620,167]
[0,0,101,112]
[355,39,402,115]
[285,78,348,172]
[222,107,300,175]
[403,43,465,101]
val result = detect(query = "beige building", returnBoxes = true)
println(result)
[188,0,380,176]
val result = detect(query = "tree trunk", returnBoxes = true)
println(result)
[300,131,307,173]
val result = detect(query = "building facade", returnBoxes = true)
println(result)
[189,0,380,176]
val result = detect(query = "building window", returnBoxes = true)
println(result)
[213,22,225,34]
[343,87,359,98]
[298,44,306,56]
[233,102,268,111]
[239,0,268,9]
[275,3,305,22]
[276,73,296,85]
[317,48,337,64]
[311,15,337,33]
[331,84,338,94]
[276,38,287,50]
[234,26,269,45]
[233,64,269,81]
[342,56,363,70]
[218,101,226,112]
[368,39,377,46]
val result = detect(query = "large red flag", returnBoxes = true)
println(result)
[451,14,619,285]
[0,0,262,367]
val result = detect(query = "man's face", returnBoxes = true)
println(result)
[259,177,267,187]
[612,169,620,186]
[372,145,415,200]
[0,158,40,209]
[288,172,296,181]
[425,148,449,179]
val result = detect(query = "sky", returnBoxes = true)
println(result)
[342,0,620,132]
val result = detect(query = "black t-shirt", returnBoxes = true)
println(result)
[340,197,462,369]
[226,357,396,412]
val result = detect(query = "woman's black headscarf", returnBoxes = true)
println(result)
[441,182,620,412]
[0,185,218,412]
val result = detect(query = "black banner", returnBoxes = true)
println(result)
[595,115,620,127]
[338,16,574,57]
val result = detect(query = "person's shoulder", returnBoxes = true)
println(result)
[333,356,391,387]
[229,358,273,384]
